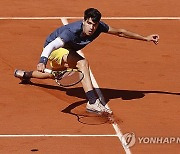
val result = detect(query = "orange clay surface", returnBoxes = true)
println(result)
[0,0,180,153]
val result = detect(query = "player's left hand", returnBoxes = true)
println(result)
[146,34,159,45]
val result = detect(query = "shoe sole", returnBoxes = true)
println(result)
[86,108,103,115]
[14,69,24,79]
[14,69,20,78]
[14,69,31,84]
[86,108,112,115]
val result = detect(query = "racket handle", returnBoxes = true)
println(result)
[44,68,52,74]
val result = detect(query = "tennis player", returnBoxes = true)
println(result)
[14,8,159,114]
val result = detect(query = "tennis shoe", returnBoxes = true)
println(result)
[14,69,31,83]
[86,99,112,114]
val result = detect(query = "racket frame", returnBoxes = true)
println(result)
[44,68,84,87]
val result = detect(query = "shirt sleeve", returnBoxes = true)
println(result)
[40,37,64,58]
[59,29,73,43]
[99,21,109,33]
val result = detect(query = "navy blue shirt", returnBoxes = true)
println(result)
[44,20,109,52]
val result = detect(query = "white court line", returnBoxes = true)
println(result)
[61,18,131,154]
[0,134,117,137]
[0,16,180,20]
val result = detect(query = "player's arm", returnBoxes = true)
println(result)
[107,26,159,44]
[37,37,64,72]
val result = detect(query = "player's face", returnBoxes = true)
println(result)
[83,18,99,36]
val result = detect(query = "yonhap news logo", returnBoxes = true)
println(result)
[121,132,136,148]
[121,132,180,148]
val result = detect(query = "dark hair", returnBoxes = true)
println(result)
[84,8,101,22]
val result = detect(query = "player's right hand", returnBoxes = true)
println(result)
[146,34,159,45]
[37,63,45,72]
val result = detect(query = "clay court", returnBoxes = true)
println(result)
[0,0,180,153]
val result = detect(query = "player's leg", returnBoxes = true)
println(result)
[14,69,53,82]
[14,48,68,81]
[66,52,112,114]
[66,52,94,92]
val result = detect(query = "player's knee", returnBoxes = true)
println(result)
[76,59,89,70]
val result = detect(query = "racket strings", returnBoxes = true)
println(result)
[55,69,84,87]
[60,71,82,86]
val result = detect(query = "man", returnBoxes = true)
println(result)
[14,8,159,115]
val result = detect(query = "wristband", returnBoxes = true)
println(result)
[39,56,48,65]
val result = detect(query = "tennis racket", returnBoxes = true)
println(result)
[44,68,84,87]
